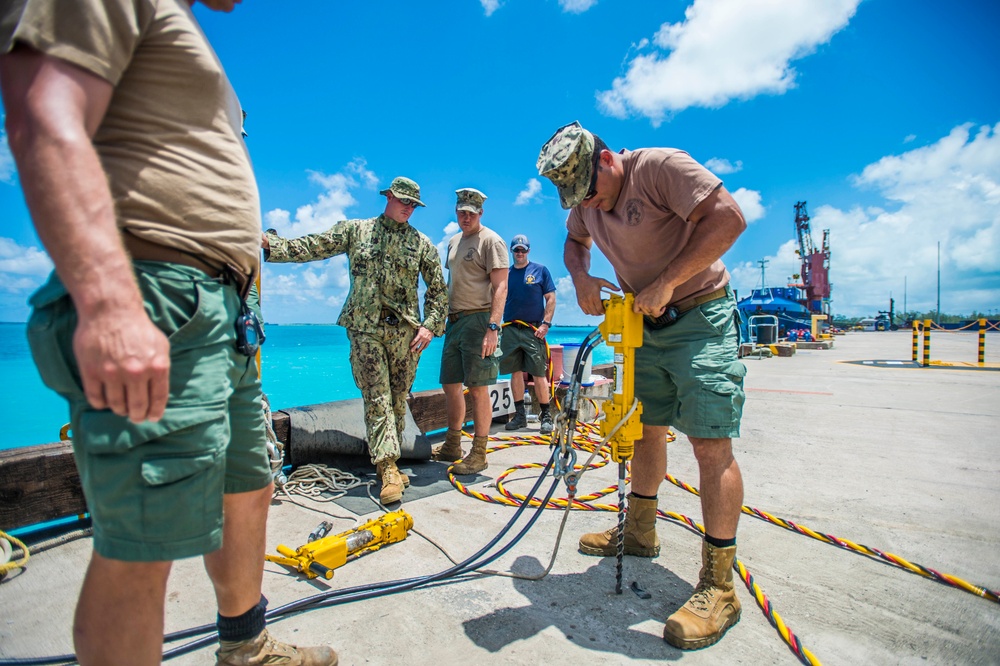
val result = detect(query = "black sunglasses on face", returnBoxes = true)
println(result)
[583,153,600,200]
[396,197,419,208]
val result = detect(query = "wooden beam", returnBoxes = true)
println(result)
[0,441,85,530]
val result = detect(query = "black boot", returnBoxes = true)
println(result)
[505,401,527,430]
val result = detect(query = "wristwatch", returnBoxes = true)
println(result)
[488,322,501,332]
[541,321,552,327]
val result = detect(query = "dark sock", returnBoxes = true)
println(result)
[539,403,551,415]
[705,534,737,549]
[513,400,525,414]
[631,492,657,501]
[217,595,267,642]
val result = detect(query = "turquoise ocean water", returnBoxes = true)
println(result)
[0,322,610,451]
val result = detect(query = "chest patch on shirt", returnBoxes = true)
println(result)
[525,274,536,284]
[625,198,644,227]
[464,248,476,261]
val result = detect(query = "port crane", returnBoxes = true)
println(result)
[793,201,831,318]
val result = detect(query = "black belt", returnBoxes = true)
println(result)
[123,232,224,278]
[448,308,490,324]
[644,286,730,330]
[509,321,539,330]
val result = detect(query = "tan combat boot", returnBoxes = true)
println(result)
[216,628,338,665]
[432,428,464,462]
[451,435,489,475]
[579,493,660,557]
[376,459,405,504]
[662,541,741,649]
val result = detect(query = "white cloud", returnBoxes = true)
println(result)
[553,275,599,326]
[264,158,377,238]
[0,237,52,296]
[514,178,543,205]
[436,221,461,265]
[0,126,16,184]
[559,0,597,13]
[597,0,860,124]
[730,187,765,223]
[705,157,743,175]
[735,122,1000,318]
[480,0,501,16]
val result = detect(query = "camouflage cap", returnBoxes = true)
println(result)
[510,234,530,251]
[455,187,487,213]
[379,176,426,207]
[536,121,595,209]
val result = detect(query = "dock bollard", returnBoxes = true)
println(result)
[911,321,919,363]
[923,319,932,367]
[979,319,986,366]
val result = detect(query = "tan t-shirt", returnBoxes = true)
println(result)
[445,225,508,313]
[567,148,730,303]
[2,0,261,277]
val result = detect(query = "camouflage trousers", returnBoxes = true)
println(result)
[347,325,419,465]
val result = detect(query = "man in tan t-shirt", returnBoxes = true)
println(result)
[433,188,508,475]
[537,121,748,652]
[0,1,335,664]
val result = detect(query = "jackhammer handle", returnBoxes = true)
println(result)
[309,562,334,580]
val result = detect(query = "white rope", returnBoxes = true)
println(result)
[279,463,373,502]
[261,393,286,487]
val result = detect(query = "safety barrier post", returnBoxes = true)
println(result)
[979,319,986,366]
[923,319,931,367]
[911,320,919,362]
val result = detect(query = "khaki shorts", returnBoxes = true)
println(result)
[439,312,501,387]
[634,290,746,438]
[498,324,548,377]
[26,263,272,562]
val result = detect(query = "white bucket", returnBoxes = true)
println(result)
[560,342,593,385]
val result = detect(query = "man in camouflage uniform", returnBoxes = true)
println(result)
[263,177,448,504]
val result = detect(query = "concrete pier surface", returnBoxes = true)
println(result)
[2,330,998,665]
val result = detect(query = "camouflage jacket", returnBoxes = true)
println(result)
[264,215,448,336]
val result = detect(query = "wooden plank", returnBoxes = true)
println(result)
[407,388,471,433]
[0,441,86,530]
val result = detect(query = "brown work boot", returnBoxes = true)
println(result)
[579,493,660,557]
[376,459,405,504]
[662,541,741,649]
[432,428,464,462]
[451,435,489,475]
[216,628,338,665]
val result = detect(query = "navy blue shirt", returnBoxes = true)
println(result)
[503,261,556,323]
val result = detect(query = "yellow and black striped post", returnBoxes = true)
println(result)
[979,318,986,366]
[911,320,919,362]
[922,319,932,367]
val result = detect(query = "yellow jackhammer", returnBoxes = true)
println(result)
[598,294,644,594]
[266,510,413,580]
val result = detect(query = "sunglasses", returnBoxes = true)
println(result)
[513,248,528,253]
[583,154,600,200]
[396,196,419,208]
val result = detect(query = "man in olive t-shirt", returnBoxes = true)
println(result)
[0,1,335,664]
[537,121,748,652]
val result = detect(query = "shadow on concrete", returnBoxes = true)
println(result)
[463,555,693,660]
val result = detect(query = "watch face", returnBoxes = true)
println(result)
[489,322,500,331]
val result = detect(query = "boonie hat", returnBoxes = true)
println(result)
[510,234,530,251]
[456,188,487,213]
[536,121,595,209]
[380,176,426,207]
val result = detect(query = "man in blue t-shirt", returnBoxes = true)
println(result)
[499,234,557,434]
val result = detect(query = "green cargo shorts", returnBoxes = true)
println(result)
[498,324,548,377]
[634,290,746,438]
[26,263,272,562]
[439,312,502,387]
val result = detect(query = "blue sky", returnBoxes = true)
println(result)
[1,0,998,324]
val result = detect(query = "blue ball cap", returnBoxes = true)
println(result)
[510,234,530,251]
